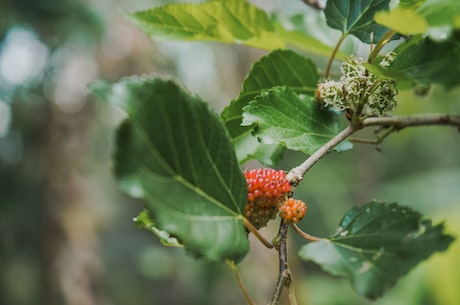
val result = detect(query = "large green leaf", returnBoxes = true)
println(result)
[221,49,319,164]
[324,0,392,43]
[386,33,460,89]
[299,201,454,299]
[91,77,250,261]
[241,87,351,154]
[375,0,460,39]
[126,0,284,50]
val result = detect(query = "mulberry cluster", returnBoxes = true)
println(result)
[316,53,398,116]
[244,168,291,229]
[279,198,307,223]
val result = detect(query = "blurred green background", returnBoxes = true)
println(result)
[0,0,459,305]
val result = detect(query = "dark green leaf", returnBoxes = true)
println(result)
[386,34,460,88]
[299,201,454,299]
[241,87,351,154]
[126,0,284,50]
[134,209,182,247]
[324,0,392,43]
[91,77,249,262]
[221,49,319,164]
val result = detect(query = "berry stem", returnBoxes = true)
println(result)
[243,217,274,249]
[325,33,347,79]
[368,30,397,63]
[226,259,256,305]
[292,223,323,242]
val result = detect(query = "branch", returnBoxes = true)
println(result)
[269,220,294,305]
[363,114,460,129]
[300,0,325,10]
[286,124,357,183]
[286,114,460,183]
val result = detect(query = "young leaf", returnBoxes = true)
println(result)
[374,7,428,35]
[241,87,351,154]
[298,201,454,299]
[324,0,392,43]
[91,77,250,262]
[375,0,460,39]
[134,209,182,247]
[126,0,284,50]
[386,34,460,89]
[221,49,319,164]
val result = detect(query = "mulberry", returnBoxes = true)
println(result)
[279,198,307,224]
[244,168,291,229]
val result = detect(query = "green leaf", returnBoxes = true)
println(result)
[134,209,183,247]
[241,87,351,154]
[386,34,460,89]
[324,0,392,43]
[126,0,284,50]
[374,7,428,35]
[298,201,454,299]
[91,77,250,262]
[375,0,460,39]
[221,49,320,164]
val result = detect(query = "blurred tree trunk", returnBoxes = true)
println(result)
[40,103,102,305]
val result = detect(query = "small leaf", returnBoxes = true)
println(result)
[241,87,350,154]
[221,49,319,164]
[134,209,183,247]
[324,0,392,43]
[299,201,454,299]
[126,0,284,50]
[92,77,250,262]
[386,34,460,89]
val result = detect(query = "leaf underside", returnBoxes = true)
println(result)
[126,0,284,50]
[91,77,250,262]
[299,201,454,299]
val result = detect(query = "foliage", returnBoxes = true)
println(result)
[91,0,459,304]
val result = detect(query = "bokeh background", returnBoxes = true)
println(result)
[1,0,459,305]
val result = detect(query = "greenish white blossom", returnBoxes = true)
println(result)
[317,54,398,116]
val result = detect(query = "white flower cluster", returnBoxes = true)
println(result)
[317,54,398,116]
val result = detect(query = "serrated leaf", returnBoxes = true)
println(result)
[241,87,351,154]
[386,34,460,89]
[221,49,319,164]
[324,0,392,43]
[134,209,183,247]
[299,201,454,299]
[91,77,249,262]
[126,0,284,50]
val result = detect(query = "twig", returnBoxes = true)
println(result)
[291,223,323,242]
[363,114,460,129]
[286,124,357,183]
[226,260,256,305]
[300,0,325,10]
[269,220,291,305]
[286,114,460,183]
[243,218,274,249]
